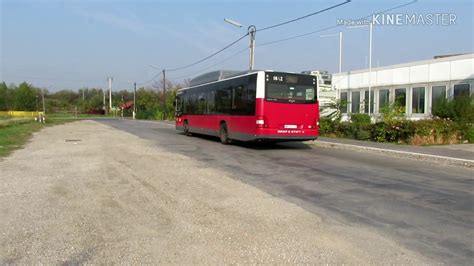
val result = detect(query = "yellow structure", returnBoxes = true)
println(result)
[0,111,44,117]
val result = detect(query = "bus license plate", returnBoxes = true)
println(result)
[284,124,297,129]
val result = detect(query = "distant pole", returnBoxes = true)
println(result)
[339,31,343,77]
[338,31,343,100]
[103,89,106,115]
[41,88,46,120]
[121,94,124,119]
[162,69,166,120]
[82,89,85,113]
[368,22,373,116]
[133,82,137,120]
[248,25,256,71]
[36,88,39,113]
[107,77,113,112]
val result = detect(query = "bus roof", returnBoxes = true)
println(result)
[178,70,315,92]
[178,70,262,92]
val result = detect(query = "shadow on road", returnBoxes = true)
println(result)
[180,132,312,150]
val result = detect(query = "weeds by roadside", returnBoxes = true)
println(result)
[0,116,76,158]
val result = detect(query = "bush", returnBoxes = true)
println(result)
[319,118,338,136]
[319,115,467,145]
[379,102,405,122]
[355,128,371,140]
[136,110,155,120]
[433,95,474,125]
[465,126,474,143]
[350,113,371,126]
[413,119,460,145]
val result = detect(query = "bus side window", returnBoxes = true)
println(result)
[182,93,188,114]
[189,93,197,115]
[207,90,216,114]
[216,88,231,114]
[247,75,257,115]
[232,85,245,113]
[198,92,206,114]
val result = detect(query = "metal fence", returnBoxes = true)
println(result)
[0,111,44,117]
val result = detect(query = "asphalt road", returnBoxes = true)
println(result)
[99,119,473,265]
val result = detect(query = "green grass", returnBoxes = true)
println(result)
[0,117,76,158]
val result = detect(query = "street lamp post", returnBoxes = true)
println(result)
[347,22,373,116]
[248,25,256,71]
[320,31,343,99]
[224,18,256,71]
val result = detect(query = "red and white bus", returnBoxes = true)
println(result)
[174,70,319,144]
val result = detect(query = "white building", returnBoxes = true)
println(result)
[332,53,474,120]
[302,70,338,118]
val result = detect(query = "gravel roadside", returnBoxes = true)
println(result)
[0,120,432,264]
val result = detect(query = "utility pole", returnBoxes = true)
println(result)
[42,88,46,116]
[103,89,106,115]
[248,25,256,71]
[133,82,137,120]
[36,88,39,113]
[339,31,343,78]
[107,77,113,113]
[82,89,85,113]
[121,94,124,119]
[368,22,373,116]
[162,69,166,120]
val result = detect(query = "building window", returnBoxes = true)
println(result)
[351,91,360,113]
[364,90,374,114]
[340,92,348,113]
[431,85,446,112]
[412,87,425,114]
[378,89,390,111]
[395,88,406,113]
[454,84,470,98]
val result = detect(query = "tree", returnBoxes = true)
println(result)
[0,82,9,111]
[136,87,159,119]
[14,82,36,111]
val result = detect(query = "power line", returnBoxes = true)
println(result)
[166,33,249,72]
[258,25,336,47]
[258,0,351,32]
[147,1,351,78]
[164,0,350,73]
[168,47,248,81]
[257,0,418,47]
[136,71,162,86]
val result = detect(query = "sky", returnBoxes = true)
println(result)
[1,0,473,91]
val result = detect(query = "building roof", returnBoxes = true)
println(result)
[334,53,473,76]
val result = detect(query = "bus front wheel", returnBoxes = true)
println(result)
[219,123,231,144]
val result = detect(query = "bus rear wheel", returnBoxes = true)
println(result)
[183,120,191,136]
[219,123,231,144]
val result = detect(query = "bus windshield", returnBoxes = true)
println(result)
[265,72,316,104]
[266,84,315,103]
